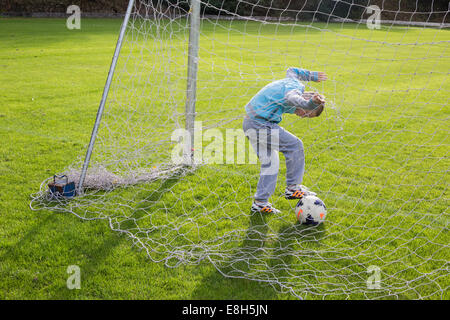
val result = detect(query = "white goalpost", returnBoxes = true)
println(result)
[31,0,449,299]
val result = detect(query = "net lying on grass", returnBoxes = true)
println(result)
[31,0,449,299]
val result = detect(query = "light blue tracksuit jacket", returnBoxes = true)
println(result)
[243,67,320,202]
[245,67,320,123]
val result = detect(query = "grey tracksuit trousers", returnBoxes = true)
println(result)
[243,116,305,202]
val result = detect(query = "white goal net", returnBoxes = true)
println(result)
[31,0,449,299]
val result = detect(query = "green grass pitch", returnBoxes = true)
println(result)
[0,18,448,299]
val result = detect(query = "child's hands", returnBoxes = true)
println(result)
[312,93,325,105]
[302,91,314,100]
[302,91,325,105]
[315,72,328,82]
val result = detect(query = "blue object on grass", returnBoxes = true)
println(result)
[48,175,76,198]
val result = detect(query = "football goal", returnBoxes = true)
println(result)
[31,0,449,299]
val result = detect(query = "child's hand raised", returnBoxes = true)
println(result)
[315,72,328,82]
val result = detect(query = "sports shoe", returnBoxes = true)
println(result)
[285,184,317,200]
[251,201,281,214]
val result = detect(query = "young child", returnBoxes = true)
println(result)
[243,67,327,213]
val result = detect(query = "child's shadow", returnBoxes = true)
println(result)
[267,221,327,287]
[255,221,327,298]
[190,212,327,299]
[190,210,280,299]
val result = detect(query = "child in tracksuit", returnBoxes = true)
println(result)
[243,67,327,213]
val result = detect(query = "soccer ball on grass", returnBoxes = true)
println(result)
[295,195,327,226]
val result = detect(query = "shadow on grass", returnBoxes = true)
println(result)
[20,169,328,299]
[0,208,126,299]
[190,209,280,299]
[51,174,188,298]
[190,212,327,299]
[114,175,185,231]
[4,172,188,299]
